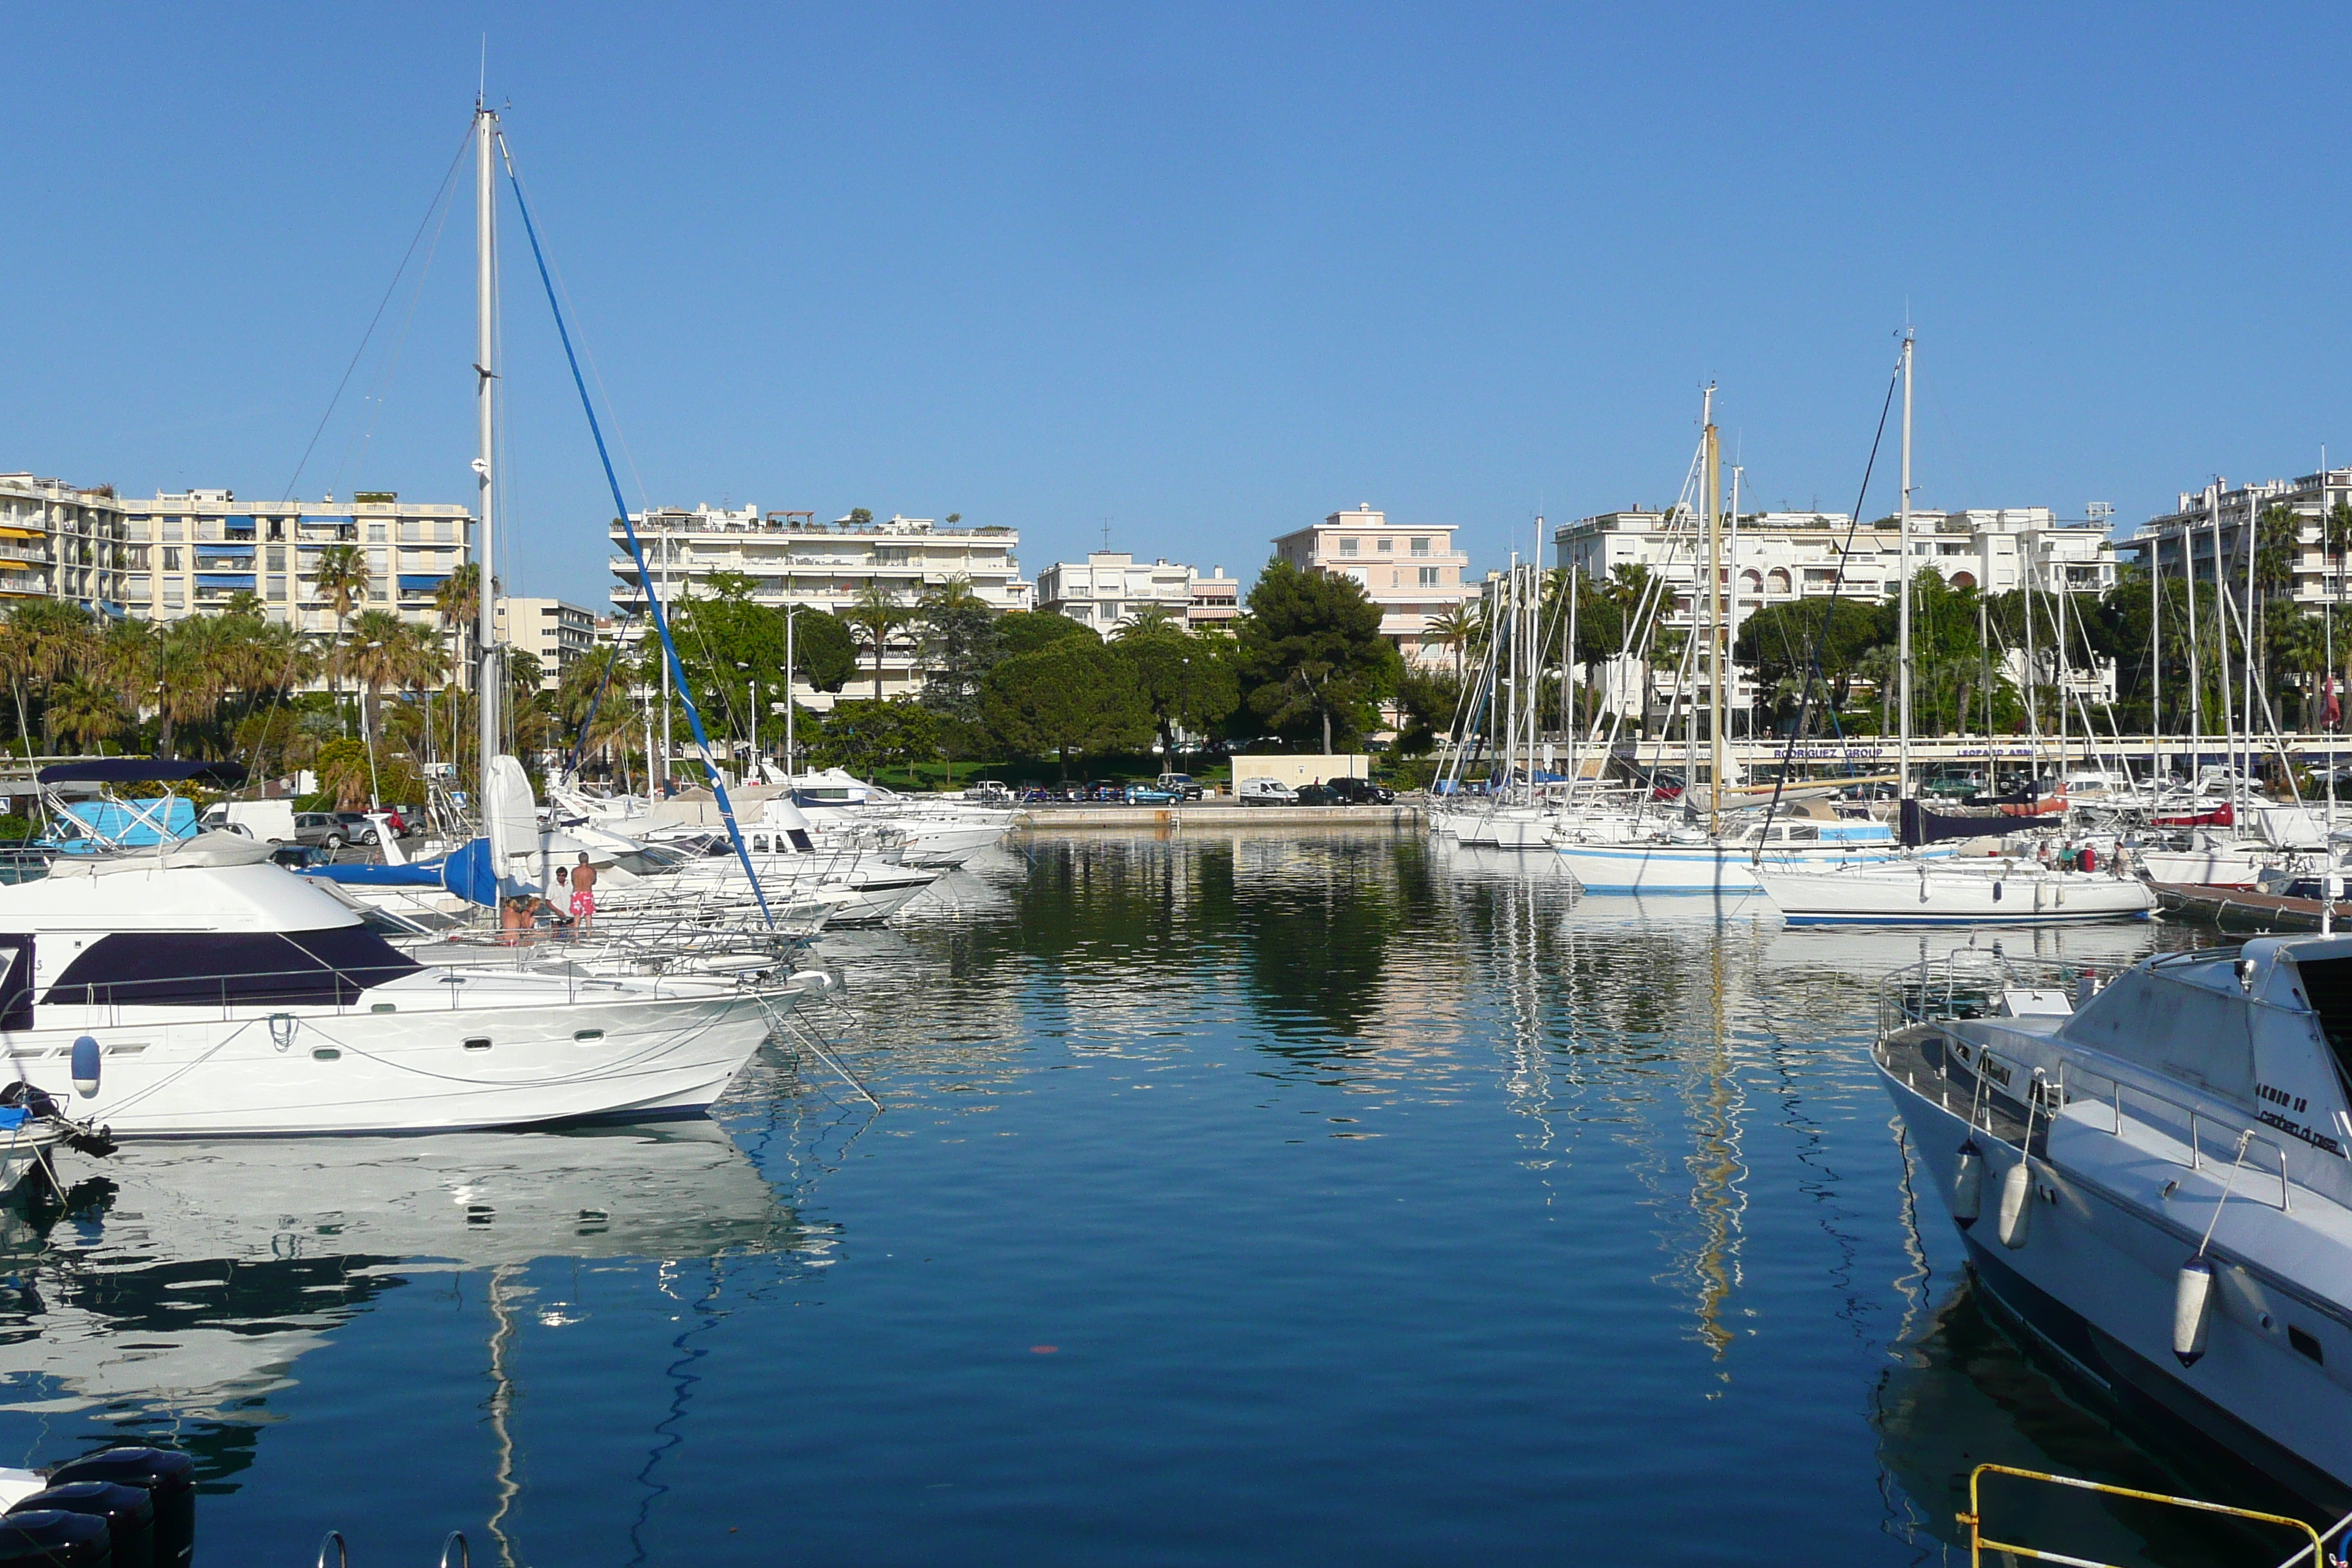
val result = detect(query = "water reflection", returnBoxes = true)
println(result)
[0,828,2258,1565]
[0,1123,799,1485]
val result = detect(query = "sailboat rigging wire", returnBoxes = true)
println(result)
[284,126,474,503]
[1755,349,1904,848]
[498,140,776,928]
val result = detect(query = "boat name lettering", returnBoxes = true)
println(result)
[2257,1082,2310,1115]
[2255,1107,2343,1158]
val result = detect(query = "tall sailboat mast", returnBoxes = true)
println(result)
[475,101,501,790]
[1703,385,1723,834]
[1896,329,1915,804]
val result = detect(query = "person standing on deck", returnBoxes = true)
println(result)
[569,852,598,931]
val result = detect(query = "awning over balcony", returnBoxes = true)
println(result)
[195,573,256,589]
[399,573,451,593]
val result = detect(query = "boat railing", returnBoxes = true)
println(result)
[1961,1463,2323,1568]
[1877,946,2103,1038]
[2054,1054,2294,1213]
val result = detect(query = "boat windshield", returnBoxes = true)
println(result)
[2295,955,2352,1087]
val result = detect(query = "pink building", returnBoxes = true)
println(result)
[1270,505,1472,666]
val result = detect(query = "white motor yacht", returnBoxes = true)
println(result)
[1877,940,2352,1513]
[0,829,806,1137]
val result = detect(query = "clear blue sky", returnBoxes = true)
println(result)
[5,5,2346,610]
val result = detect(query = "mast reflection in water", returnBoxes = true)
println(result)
[0,830,2252,1566]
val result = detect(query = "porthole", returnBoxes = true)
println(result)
[312,1047,341,1061]
[463,1037,491,1052]
[372,1003,396,1014]
[2291,1325,2326,1364]
[573,1029,605,1043]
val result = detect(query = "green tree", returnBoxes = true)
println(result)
[1117,628,1239,761]
[915,577,1001,723]
[997,610,1100,657]
[1237,559,1401,753]
[1424,602,1480,682]
[981,638,1152,776]
[813,697,942,786]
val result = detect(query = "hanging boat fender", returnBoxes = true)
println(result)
[1953,1140,1983,1229]
[2174,1256,2216,1365]
[69,1036,99,1098]
[1997,1155,2033,1248]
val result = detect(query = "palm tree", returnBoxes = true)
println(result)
[1426,602,1480,682]
[151,618,231,756]
[47,675,124,754]
[1115,603,1182,638]
[312,543,371,735]
[843,583,915,700]
[434,562,481,670]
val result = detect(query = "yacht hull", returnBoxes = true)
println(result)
[1882,1060,2352,1515]
[1757,864,2155,925]
[1552,844,1765,897]
[0,988,780,1138]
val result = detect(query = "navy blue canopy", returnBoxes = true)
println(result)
[37,758,249,786]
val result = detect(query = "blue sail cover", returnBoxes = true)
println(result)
[302,837,500,907]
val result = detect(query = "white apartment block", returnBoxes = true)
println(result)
[2127,469,2352,609]
[608,505,1030,704]
[0,475,132,611]
[0,477,478,634]
[494,597,598,691]
[125,489,474,633]
[1036,551,1194,630]
[1270,505,1473,666]
[1553,505,2117,628]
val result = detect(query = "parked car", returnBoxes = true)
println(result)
[330,811,385,846]
[1156,772,1205,801]
[1124,783,1182,805]
[1323,776,1395,805]
[1235,777,1297,806]
[291,812,347,849]
[1294,783,1341,805]
[1083,780,1126,802]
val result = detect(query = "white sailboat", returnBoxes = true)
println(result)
[1749,330,2153,927]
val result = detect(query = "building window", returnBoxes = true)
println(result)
[1418,567,1439,587]
[162,520,183,543]
[162,548,181,573]
[1377,538,1393,553]
[266,546,286,571]
[268,576,287,600]
[1338,538,1359,557]
[163,584,184,610]
[1411,538,1430,557]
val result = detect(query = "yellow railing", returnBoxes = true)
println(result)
[1961,1464,2324,1567]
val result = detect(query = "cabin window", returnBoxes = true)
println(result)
[2293,956,2352,1093]
[2292,1324,2325,1364]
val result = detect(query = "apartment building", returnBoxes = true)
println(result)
[494,597,598,690]
[0,474,132,610]
[1188,567,1240,631]
[1036,552,1194,630]
[121,489,475,633]
[0,477,479,633]
[2127,469,2352,608]
[608,505,1030,704]
[1269,505,1473,666]
[1553,505,2117,627]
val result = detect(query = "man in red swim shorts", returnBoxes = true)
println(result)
[568,851,598,931]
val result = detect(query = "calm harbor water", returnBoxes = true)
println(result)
[0,829,2253,1566]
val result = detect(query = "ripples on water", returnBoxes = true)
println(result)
[0,829,2261,1565]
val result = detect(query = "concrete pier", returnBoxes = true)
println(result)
[1015,803,1423,829]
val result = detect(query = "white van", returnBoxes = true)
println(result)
[200,799,298,843]
[1235,777,1297,806]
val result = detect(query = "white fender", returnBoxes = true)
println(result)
[1997,1156,2033,1248]
[2174,1257,2215,1366]
[1952,1141,1983,1229]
